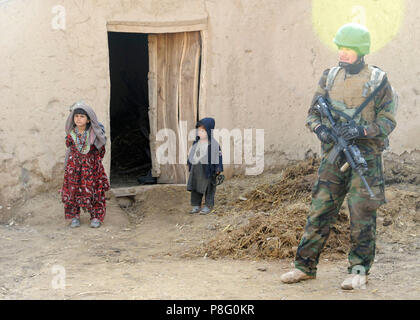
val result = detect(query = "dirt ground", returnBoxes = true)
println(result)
[0,159,419,300]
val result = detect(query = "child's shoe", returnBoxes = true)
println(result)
[199,206,212,215]
[90,218,101,228]
[190,206,201,214]
[70,218,80,228]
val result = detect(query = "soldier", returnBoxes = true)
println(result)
[281,23,397,290]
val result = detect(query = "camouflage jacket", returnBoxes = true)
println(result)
[306,64,397,157]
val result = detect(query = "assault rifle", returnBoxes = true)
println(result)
[315,96,375,198]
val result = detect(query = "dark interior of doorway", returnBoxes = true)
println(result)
[108,32,155,188]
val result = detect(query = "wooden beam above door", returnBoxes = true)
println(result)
[107,18,207,34]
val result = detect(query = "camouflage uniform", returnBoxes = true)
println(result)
[294,64,397,276]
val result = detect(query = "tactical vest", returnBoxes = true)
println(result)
[323,64,398,154]
[324,64,387,125]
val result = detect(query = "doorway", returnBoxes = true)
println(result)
[108,31,202,187]
[108,32,152,187]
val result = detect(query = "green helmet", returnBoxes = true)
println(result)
[333,23,371,56]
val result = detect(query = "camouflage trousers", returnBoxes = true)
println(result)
[294,153,386,277]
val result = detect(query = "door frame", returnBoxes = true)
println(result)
[106,19,208,183]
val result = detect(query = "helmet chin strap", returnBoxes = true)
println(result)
[339,55,365,74]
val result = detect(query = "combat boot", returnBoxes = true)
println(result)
[341,274,368,290]
[280,269,315,284]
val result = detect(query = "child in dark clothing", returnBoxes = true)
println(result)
[187,117,223,215]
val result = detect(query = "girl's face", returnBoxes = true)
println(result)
[74,113,89,130]
[197,126,208,140]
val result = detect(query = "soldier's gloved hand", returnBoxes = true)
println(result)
[339,123,367,140]
[314,125,334,144]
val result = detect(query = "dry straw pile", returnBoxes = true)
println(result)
[199,158,350,260]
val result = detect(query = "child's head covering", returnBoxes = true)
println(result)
[195,117,215,141]
[73,107,90,119]
[65,100,106,150]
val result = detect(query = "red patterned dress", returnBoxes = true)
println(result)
[62,130,110,222]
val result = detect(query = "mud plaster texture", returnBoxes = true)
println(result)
[1,0,420,208]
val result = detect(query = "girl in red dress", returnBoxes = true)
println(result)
[61,101,109,228]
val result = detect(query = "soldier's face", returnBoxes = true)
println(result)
[338,47,358,64]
